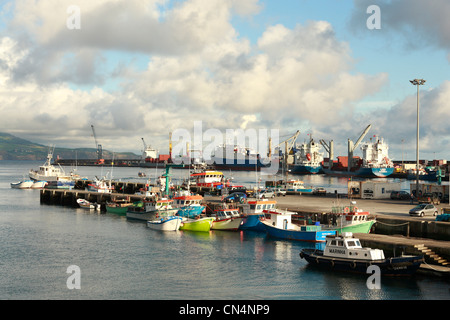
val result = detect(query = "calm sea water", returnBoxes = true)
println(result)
[1,161,449,300]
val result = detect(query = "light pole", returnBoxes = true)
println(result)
[410,78,426,199]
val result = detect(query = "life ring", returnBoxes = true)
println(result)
[344,207,350,213]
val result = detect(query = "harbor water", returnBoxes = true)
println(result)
[1,161,449,300]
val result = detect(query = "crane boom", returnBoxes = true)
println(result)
[91,125,103,161]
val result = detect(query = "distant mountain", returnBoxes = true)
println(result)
[0,132,139,160]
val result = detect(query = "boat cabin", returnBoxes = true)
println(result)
[247,199,277,214]
[262,209,297,230]
[144,198,174,211]
[213,208,241,220]
[173,193,203,207]
[324,232,385,260]
[191,171,224,188]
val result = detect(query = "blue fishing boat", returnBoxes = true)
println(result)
[172,191,205,218]
[284,180,313,194]
[239,199,277,232]
[261,208,336,242]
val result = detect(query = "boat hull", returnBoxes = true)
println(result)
[239,214,266,232]
[11,180,34,189]
[126,208,178,221]
[176,205,205,218]
[179,218,214,232]
[300,249,423,276]
[324,220,376,235]
[289,164,322,174]
[106,203,132,215]
[211,217,243,231]
[322,167,394,178]
[147,216,182,231]
[263,222,337,242]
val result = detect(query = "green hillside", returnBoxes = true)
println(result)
[0,132,139,160]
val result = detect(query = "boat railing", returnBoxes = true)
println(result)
[331,205,358,214]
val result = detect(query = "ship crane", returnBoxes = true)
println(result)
[91,125,104,164]
[273,130,301,174]
[319,139,334,169]
[348,124,371,171]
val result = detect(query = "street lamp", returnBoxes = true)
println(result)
[410,78,426,199]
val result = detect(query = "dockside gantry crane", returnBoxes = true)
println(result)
[91,124,104,164]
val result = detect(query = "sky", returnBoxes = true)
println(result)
[1,0,450,161]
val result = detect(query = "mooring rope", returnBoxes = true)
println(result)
[375,220,410,227]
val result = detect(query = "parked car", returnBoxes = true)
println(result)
[390,190,410,200]
[256,189,275,199]
[418,193,440,205]
[313,187,327,196]
[409,204,439,217]
[268,187,286,197]
[223,192,247,203]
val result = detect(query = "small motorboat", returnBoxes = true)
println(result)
[31,180,47,189]
[147,216,183,231]
[299,232,424,276]
[11,179,34,189]
[77,198,99,210]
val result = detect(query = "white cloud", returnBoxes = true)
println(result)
[0,0,393,156]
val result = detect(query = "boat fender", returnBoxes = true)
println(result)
[330,260,335,267]
[299,252,304,259]
[350,261,357,269]
[316,257,320,264]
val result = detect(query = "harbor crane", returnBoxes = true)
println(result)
[319,139,334,170]
[273,130,301,174]
[91,125,104,164]
[348,124,371,171]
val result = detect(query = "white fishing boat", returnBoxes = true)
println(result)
[147,216,183,231]
[210,208,243,231]
[10,179,34,189]
[300,232,424,276]
[87,177,114,193]
[29,146,75,188]
[77,198,99,210]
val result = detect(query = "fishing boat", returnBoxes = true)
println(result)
[173,191,205,218]
[29,146,76,188]
[261,208,337,242]
[290,137,324,174]
[76,198,99,210]
[126,198,178,221]
[31,180,47,189]
[210,208,243,231]
[179,217,215,232]
[147,216,183,231]
[240,199,277,231]
[10,179,34,189]
[284,180,313,194]
[299,232,424,276]
[105,200,133,215]
[87,177,114,193]
[323,202,376,234]
[189,170,230,189]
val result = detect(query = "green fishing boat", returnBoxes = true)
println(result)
[106,200,134,215]
[179,217,214,232]
[323,203,376,234]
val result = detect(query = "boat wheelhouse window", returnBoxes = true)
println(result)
[337,240,343,246]
[330,240,337,246]
[250,204,256,210]
[257,205,261,210]
[262,204,266,210]
[347,240,357,247]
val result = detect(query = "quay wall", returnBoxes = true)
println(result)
[374,217,450,241]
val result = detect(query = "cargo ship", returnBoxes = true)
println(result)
[322,136,394,178]
[210,144,269,171]
[289,137,323,174]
